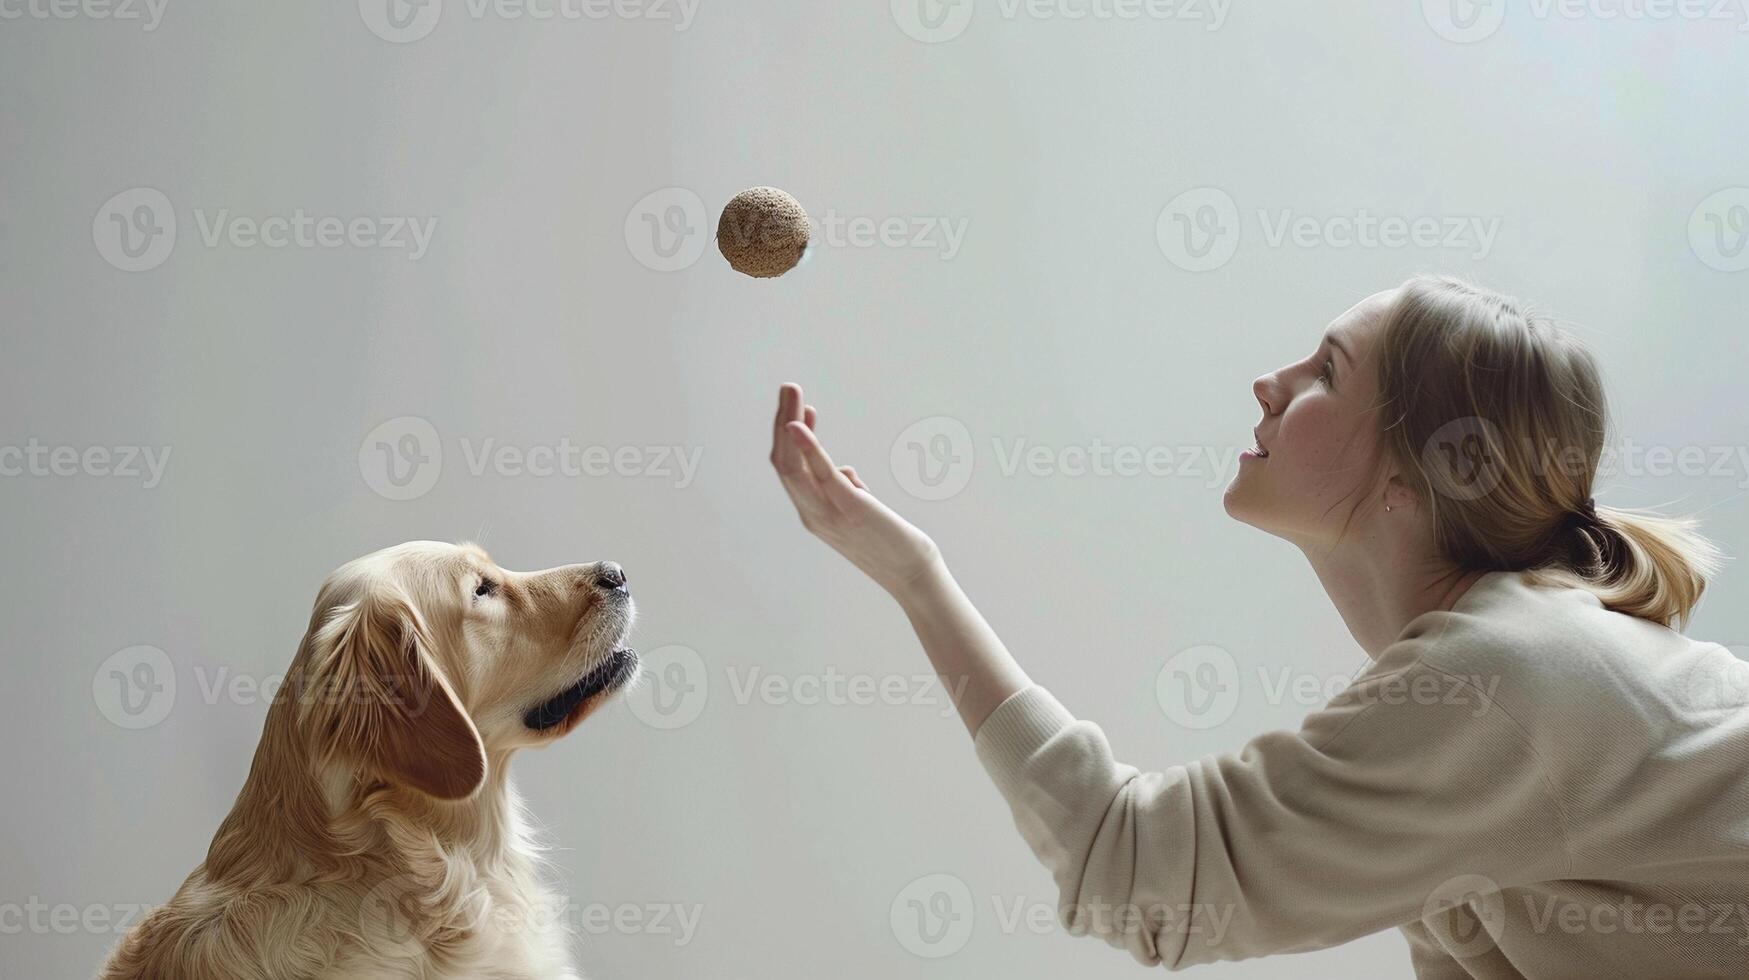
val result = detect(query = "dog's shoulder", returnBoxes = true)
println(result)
[334,846,577,979]
[98,866,344,979]
[101,848,577,980]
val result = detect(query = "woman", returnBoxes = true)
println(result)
[769,276,1747,977]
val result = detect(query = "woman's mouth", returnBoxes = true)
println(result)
[1245,429,1270,460]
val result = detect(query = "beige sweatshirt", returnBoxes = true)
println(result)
[972,569,1749,977]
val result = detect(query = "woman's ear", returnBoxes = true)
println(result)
[300,579,486,801]
[1382,474,1418,515]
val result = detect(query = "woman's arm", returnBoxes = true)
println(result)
[888,555,1033,734]
[768,383,1030,734]
[769,383,1573,970]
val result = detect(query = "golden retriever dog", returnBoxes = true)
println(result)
[100,541,638,980]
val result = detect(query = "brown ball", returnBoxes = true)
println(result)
[717,187,810,278]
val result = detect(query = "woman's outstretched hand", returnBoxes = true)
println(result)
[769,383,943,597]
[769,383,1031,733]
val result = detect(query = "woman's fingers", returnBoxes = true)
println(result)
[786,421,866,514]
[771,384,813,479]
[771,387,837,522]
[768,389,939,595]
[772,386,875,528]
[786,420,836,479]
[799,403,869,493]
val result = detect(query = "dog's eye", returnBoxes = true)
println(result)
[474,578,498,599]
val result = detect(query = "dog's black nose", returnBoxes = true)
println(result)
[594,562,627,591]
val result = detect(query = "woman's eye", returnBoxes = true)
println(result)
[474,579,497,598]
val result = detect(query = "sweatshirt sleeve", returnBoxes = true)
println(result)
[971,648,1574,970]
[1399,919,1475,979]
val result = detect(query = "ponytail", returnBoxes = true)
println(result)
[1527,504,1726,631]
[1375,275,1730,632]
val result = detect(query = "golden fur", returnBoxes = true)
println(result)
[100,541,637,979]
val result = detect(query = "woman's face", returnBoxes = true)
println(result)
[1223,288,1399,545]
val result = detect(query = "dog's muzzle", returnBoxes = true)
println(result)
[522,647,639,731]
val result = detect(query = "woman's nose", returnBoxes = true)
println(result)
[1252,374,1279,416]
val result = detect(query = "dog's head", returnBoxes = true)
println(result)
[291,541,637,801]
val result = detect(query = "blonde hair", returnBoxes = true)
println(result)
[1370,275,1727,631]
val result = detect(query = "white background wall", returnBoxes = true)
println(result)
[3,1,1746,976]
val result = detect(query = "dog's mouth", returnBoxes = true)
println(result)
[522,647,640,732]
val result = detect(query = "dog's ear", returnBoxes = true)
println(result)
[301,580,486,800]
